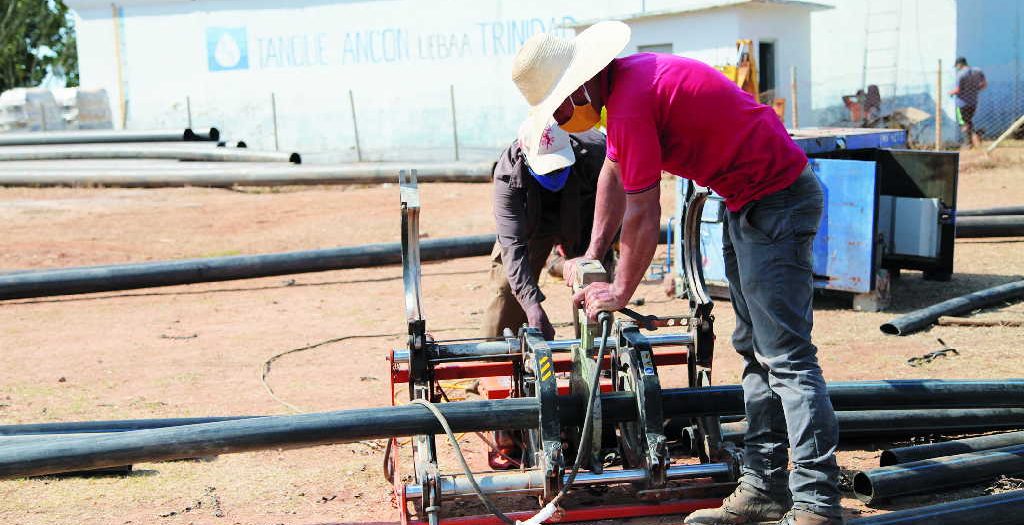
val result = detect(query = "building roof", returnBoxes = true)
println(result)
[569,0,832,28]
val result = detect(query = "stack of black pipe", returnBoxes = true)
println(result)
[854,430,1024,504]
[957,205,1024,238]
[3,380,1024,523]
[845,429,1024,523]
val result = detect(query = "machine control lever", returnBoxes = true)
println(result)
[618,307,688,331]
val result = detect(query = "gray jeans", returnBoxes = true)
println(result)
[722,165,841,517]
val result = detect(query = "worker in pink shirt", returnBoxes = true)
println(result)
[512,22,842,525]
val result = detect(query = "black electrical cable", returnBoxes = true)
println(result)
[411,398,516,524]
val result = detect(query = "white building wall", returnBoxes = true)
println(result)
[70,0,651,159]
[74,7,125,126]
[588,4,816,128]
[736,3,814,128]
[71,0,972,155]
[619,10,740,67]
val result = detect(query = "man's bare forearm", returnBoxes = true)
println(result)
[584,158,626,259]
[611,187,661,303]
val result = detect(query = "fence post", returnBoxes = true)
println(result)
[790,66,799,129]
[349,89,363,162]
[186,96,193,129]
[450,84,460,161]
[935,59,943,150]
[111,4,127,129]
[270,92,279,151]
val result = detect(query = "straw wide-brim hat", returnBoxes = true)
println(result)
[512,21,630,152]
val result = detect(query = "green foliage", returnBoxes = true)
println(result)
[0,0,78,92]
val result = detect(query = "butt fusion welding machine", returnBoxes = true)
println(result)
[388,170,737,524]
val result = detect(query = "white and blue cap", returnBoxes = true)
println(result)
[517,117,575,176]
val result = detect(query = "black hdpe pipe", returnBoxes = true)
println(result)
[957,205,1024,217]
[0,234,496,300]
[0,398,537,479]
[0,146,300,164]
[880,280,1024,335]
[660,379,1024,416]
[853,443,1024,504]
[1,379,1023,480]
[847,489,1024,525]
[881,430,1024,466]
[0,128,219,146]
[957,216,1024,238]
[0,416,261,436]
[713,408,1024,445]
[0,162,493,187]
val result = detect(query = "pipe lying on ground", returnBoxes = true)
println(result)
[880,280,1024,335]
[660,379,1024,417]
[0,146,300,164]
[1,379,1023,480]
[957,216,1024,238]
[847,489,1024,525]
[853,443,1024,504]
[881,430,1024,466]
[0,416,262,436]
[0,398,537,479]
[958,205,1024,217]
[0,128,219,146]
[0,234,496,300]
[0,161,493,187]
[714,408,1024,445]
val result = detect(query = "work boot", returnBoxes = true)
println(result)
[774,509,844,525]
[684,483,791,524]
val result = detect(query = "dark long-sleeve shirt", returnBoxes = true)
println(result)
[492,130,606,308]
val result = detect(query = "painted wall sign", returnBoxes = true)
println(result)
[206,27,249,72]
[207,16,577,72]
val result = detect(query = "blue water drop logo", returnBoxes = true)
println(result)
[206,27,249,72]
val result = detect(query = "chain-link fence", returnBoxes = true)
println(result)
[799,60,1024,151]
[958,63,1024,149]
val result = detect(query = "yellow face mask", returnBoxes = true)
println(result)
[559,87,601,133]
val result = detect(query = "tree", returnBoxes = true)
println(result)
[0,0,78,93]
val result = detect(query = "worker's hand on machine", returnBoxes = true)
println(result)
[561,256,589,287]
[525,303,556,340]
[573,281,628,322]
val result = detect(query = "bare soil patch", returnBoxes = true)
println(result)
[1,147,1023,524]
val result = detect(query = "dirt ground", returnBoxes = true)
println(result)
[1,147,1024,525]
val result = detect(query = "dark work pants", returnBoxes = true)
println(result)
[480,237,555,338]
[722,165,841,517]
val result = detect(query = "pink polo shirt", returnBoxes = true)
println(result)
[605,54,807,212]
